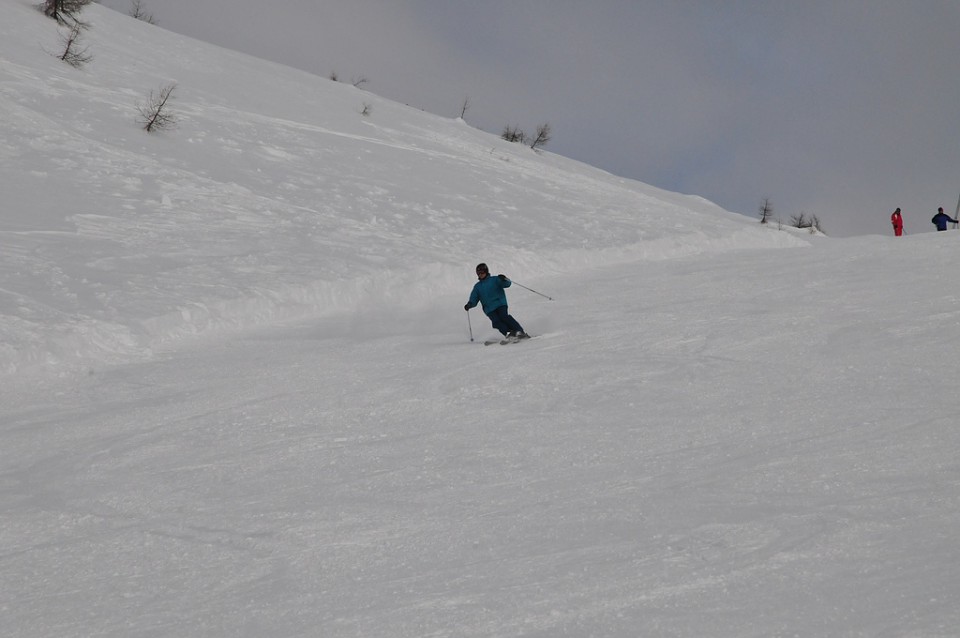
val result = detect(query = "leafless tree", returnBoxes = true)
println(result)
[758,198,773,224]
[351,76,368,88]
[811,214,825,234]
[790,212,811,229]
[328,71,338,82]
[137,83,177,132]
[57,21,92,67]
[129,0,156,24]
[459,96,470,119]
[501,125,525,143]
[361,102,372,117]
[44,0,91,25]
[529,122,551,150]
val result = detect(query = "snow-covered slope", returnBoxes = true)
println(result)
[0,0,803,380]
[5,3,960,637]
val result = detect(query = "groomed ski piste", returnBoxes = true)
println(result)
[3,2,960,636]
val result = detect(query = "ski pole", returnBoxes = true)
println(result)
[511,281,553,301]
[466,309,474,342]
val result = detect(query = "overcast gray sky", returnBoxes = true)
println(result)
[98,0,960,237]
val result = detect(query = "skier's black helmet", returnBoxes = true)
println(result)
[475,263,488,274]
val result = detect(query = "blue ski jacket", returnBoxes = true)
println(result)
[932,212,958,231]
[466,275,511,316]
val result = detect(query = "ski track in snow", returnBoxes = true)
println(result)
[5,242,960,636]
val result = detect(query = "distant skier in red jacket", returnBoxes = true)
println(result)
[890,207,903,236]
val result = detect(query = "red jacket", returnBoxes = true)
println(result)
[891,212,903,229]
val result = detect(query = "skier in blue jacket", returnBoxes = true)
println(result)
[464,263,529,339]
[931,207,958,231]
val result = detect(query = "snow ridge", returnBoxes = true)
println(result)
[0,0,805,379]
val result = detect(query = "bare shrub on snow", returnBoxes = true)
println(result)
[502,125,525,144]
[129,0,156,24]
[56,21,92,67]
[529,122,551,150]
[758,198,773,224]
[43,0,91,25]
[137,83,177,132]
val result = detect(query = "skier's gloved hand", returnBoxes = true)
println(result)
[464,303,470,311]
[498,274,507,281]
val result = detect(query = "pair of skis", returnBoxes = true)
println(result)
[483,334,531,346]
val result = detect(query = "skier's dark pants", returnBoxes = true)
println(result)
[488,305,524,336]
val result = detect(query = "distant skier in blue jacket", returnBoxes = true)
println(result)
[931,207,958,231]
[464,263,529,339]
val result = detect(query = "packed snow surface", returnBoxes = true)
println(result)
[2,2,959,636]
